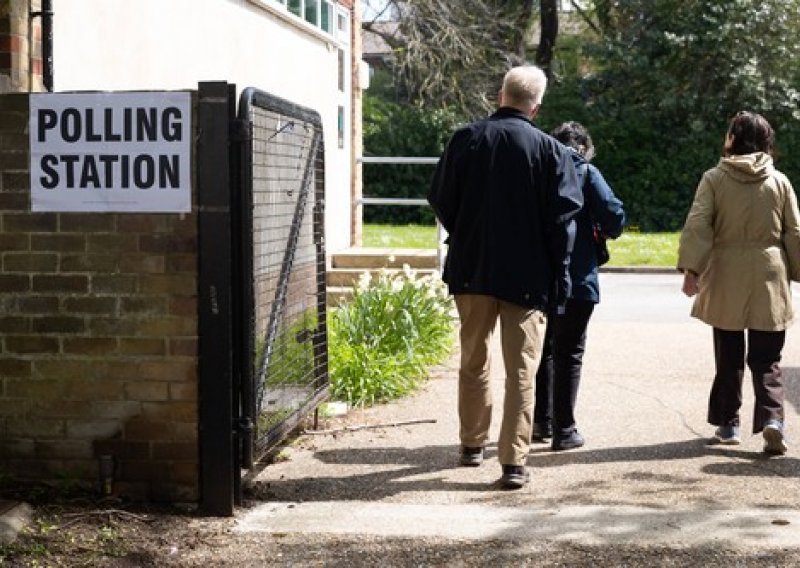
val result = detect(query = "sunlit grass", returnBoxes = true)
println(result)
[363,223,438,248]
[607,232,679,267]
[363,224,679,267]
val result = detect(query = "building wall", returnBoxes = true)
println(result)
[51,0,353,253]
[0,93,200,501]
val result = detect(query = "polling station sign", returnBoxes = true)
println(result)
[30,92,191,212]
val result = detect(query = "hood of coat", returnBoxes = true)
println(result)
[718,152,774,183]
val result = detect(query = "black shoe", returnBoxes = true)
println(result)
[500,465,530,489]
[532,422,553,442]
[460,446,484,466]
[552,430,585,451]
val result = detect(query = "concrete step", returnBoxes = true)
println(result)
[330,247,438,270]
[326,286,353,306]
[327,267,438,287]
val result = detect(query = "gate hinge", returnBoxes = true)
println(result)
[235,417,254,436]
[230,118,252,143]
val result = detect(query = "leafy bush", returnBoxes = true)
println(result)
[328,266,455,407]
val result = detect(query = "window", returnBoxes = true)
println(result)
[261,0,343,40]
[305,0,319,25]
[337,106,345,149]
[336,7,349,44]
[321,1,333,33]
[338,48,345,92]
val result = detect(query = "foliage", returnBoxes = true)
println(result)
[257,308,318,388]
[574,0,800,230]
[362,93,461,224]
[328,267,455,407]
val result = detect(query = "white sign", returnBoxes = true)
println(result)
[30,92,192,213]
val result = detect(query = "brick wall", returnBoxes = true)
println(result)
[0,93,199,502]
[0,0,43,93]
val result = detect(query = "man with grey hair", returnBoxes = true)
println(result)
[428,65,583,489]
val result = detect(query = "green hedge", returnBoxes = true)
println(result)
[362,94,461,224]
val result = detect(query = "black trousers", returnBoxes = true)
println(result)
[709,327,785,434]
[534,299,595,437]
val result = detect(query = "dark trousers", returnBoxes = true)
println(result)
[534,299,595,437]
[709,328,785,434]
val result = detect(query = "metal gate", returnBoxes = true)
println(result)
[197,83,328,515]
[235,87,329,470]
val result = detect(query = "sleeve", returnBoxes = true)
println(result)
[780,176,800,282]
[585,164,626,239]
[427,128,471,234]
[545,146,584,306]
[677,172,715,274]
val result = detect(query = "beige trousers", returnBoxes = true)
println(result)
[455,294,547,466]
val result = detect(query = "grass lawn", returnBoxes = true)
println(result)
[362,224,679,267]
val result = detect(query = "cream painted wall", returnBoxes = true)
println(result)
[52,0,352,253]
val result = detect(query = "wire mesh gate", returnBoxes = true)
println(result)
[235,88,329,471]
[197,83,328,515]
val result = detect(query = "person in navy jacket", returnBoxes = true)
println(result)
[533,121,626,450]
[428,66,584,489]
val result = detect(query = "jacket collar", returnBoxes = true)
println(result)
[491,106,534,124]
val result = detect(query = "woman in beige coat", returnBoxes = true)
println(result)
[678,111,800,455]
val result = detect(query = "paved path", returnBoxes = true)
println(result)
[239,273,800,552]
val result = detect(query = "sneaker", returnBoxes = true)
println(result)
[763,420,788,456]
[713,424,741,445]
[460,446,484,466]
[532,422,553,442]
[552,430,585,451]
[500,465,530,489]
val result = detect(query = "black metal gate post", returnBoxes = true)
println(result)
[197,81,238,516]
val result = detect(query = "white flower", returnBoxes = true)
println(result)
[357,271,372,291]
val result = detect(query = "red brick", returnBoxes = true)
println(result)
[0,357,32,377]
[119,338,166,356]
[118,255,166,273]
[169,338,197,357]
[93,439,150,460]
[62,337,118,355]
[31,234,86,252]
[0,274,31,292]
[34,360,97,381]
[0,316,29,333]
[87,233,138,253]
[5,335,59,353]
[32,316,85,334]
[59,214,116,233]
[32,274,89,293]
[123,381,169,402]
[169,382,197,402]
[59,254,118,272]
[117,215,168,233]
[121,296,168,315]
[35,439,93,460]
[63,296,117,315]
[141,402,197,422]
[3,213,58,232]
[4,252,58,272]
[0,233,29,251]
[18,296,60,314]
[91,275,138,294]
[152,442,197,460]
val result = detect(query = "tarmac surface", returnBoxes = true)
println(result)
[240,272,800,552]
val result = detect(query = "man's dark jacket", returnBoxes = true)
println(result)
[427,107,584,311]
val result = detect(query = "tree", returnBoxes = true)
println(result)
[363,1,548,118]
[578,0,800,230]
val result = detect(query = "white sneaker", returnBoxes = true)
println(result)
[763,421,788,455]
